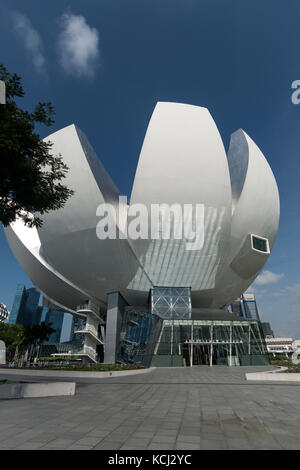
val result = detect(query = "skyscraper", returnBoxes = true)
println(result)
[9,284,40,326]
[40,307,65,344]
[230,293,260,321]
[261,322,274,338]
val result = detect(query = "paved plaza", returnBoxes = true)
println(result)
[1,366,300,450]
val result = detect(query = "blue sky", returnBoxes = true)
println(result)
[1,0,300,337]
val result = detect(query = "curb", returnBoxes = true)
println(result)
[0,366,155,379]
[0,381,76,399]
[245,366,300,381]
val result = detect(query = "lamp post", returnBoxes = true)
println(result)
[0,80,6,104]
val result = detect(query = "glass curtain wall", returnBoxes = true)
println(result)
[117,306,269,367]
[152,319,269,367]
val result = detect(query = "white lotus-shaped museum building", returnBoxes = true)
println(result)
[5,102,280,366]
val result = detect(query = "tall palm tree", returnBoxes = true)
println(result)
[22,325,39,362]
[35,322,55,360]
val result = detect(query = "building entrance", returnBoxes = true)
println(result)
[182,342,231,366]
[183,343,211,366]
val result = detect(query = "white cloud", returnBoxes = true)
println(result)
[11,11,46,74]
[286,283,300,299]
[253,270,284,286]
[57,12,100,78]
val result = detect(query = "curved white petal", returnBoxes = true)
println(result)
[4,106,280,311]
[5,218,93,310]
[129,102,232,293]
[35,124,151,305]
[213,129,280,307]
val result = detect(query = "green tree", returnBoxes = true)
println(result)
[0,322,25,361]
[0,64,74,227]
[34,321,56,359]
[21,324,39,361]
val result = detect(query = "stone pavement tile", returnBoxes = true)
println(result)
[123,437,151,448]
[277,439,300,450]
[130,431,155,439]
[33,423,66,433]
[223,430,248,439]
[175,443,201,450]
[267,427,291,436]
[201,424,220,433]
[74,437,103,447]
[86,428,114,438]
[44,419,80,428]
[226,438,253,450]
[201,432,226,442]
[69,423,99,433]
[13,429,47,441]
[180,425,201,433]
[0,426,29,441]
[40,438,76,449]
[106,431,135,441]
[151,436,176,444]
[0,424,16,431]
[53,431,85,440]
[135,422,161,432]
[117,445,142,450]
[154,429,178,437]
[220,423,245,432]
[147,443,175,450]
[0,437,28,449]
[110,424,138,432]
[27,432,57,443]
[155,423,180,430]
[67,444,94,450]
[176,435,200,444]
[200,439,228,450]
[93,440,123,450]
[14,442,45,450]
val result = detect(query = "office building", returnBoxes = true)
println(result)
[9,284,40,326]
[230,293,261,321]
[261,322,274,338]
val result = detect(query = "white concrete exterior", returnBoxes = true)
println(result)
[0,381,76,399]
[5,102,280,311]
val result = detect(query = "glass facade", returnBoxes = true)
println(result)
[117,304,269,367]
[230,294,260,321]
[9,284,26,324]
[41,309,65,343]
[151,287,192,319]
[40,338,84,357]
[9,285,40,326]
[118,306,162,366]
[152,319,268,366]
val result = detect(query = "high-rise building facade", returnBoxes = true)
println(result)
[261,322,274,338]
[40,307,65,343]
[230,293,260,322]
[9,284,40,326]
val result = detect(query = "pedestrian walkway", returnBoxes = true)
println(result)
[0,366,300,450]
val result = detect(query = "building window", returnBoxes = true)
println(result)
[251,235,269,253]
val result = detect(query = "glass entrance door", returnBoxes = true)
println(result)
[182,343,211,366]
[193,344,210,365]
